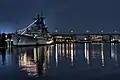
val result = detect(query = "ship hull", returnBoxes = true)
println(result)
[11,34,50,46]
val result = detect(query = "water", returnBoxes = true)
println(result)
[0,43,120,80]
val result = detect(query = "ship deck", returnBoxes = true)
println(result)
[13,43,53,47]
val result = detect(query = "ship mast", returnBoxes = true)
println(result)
[33,12,47,36]
[33,12,45,28]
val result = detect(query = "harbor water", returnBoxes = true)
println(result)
[0,43,120,80]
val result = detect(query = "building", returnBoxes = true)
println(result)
[87,35,103,41]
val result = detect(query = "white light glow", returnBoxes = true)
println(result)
[101,43,104,66]
[84,38,87,40]
[86,30,89,32]
[55,44,58,67]
[46,40,53,44]
[55,29,58,32]
[101,30,103,32]
[84,43,90,64]
[71,48,74,66]
[19,52,38,77]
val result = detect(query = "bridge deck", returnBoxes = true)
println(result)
[51,33,120,36]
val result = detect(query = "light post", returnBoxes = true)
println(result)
[55,29,58,33]
[70,29,74,33]
[86,30,89,33]
[70,29,75,42]
[101,30,103,33]
[114,30,117,33]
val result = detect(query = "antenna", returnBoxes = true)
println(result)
[40,11,43,17]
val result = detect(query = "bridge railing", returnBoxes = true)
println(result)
[51,32,120,36]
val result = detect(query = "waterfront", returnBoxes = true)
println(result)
[1,43,120,80]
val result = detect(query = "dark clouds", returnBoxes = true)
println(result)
[0,0,119,33]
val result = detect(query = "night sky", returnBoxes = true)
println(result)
[0,0,119,33]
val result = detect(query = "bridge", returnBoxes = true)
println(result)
[51,30,120,43]
[51,32,120,36]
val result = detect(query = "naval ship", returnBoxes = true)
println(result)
[11,13,53,45]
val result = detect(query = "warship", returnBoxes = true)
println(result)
[11,13,53,45]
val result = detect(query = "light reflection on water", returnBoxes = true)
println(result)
[19,47,47,77]
[0,43,120,79]
[17,43,76,77]
[16,43,120,77]
[17,43,120,77]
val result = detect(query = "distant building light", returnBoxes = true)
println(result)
[5,35,7,38]
[84,38,87,40]
[55,36,62,38]
[34,34,37,37]
[111,39,115,41]
[34,35,37,38]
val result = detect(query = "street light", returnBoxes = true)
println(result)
[101,30,103,32]
[86,30,89,32]
[114,30,117,32]
[55,29,58,32]
[70,29,74,33]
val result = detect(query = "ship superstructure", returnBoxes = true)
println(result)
[12,12,52,45]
